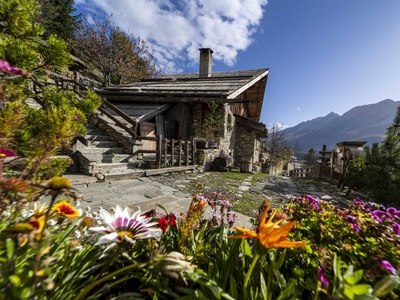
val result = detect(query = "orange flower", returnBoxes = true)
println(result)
[28,215,45,232]
[229,203,307,249]
[0,178,28,193]
[52,201,80,218]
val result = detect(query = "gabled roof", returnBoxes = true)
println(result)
[96,68,269,122]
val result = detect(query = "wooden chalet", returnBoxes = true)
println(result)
[92,48,269,168]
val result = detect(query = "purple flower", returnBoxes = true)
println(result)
[319,267,329,287]
[0,148,16,158]
[392,223,400,235]
[0,60,25,75]
[377,260,397,275]
[387,207,398,216]
[352,223,361,232]
[345,215,358,224]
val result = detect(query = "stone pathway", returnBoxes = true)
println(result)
[65,172,358,228]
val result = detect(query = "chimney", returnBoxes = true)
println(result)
[199,48,213,78]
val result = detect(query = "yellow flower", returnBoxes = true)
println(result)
[229,203,307,249]
[8,223,34,233]
[46,176,71,190]
[52,201,80,218]
[28,215,45,232]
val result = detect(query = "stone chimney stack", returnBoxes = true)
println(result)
[199,48,213,78]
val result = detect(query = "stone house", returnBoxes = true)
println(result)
[74,49,269,177]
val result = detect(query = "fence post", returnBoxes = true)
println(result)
[156,135,162,169]
[163,138,168,167]
[171,139,175,167]
[185,139,189,166]
[191,138,196,165]
[74,71,80,93]
[178,140,182,167]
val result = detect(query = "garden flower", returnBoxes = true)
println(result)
[158,213,177,232]
[229,203,307,249]
[376,260,397,275]
[52,201,80,218]
[392,223,400,235]
[28,215,45,232]
[90,205,162,244]
[0,177,28,192]
[0,148,16,158]
[46,176,72,190]
[0,60,26,75]
[319,267,329,288]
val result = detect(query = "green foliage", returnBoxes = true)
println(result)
[35,0,81,40]
[196,101,224,142]
[304,148,317,166]
[347,106,400,205]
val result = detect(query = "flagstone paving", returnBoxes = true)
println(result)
[66,171,363,228]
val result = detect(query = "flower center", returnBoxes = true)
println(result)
[117,231,133,241]
[59,205,76,215]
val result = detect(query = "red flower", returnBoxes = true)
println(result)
[157,213,177,232]
[158,217,168,232]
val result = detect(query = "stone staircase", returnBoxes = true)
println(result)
[74,124,145,181]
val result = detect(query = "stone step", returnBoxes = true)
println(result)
[103,169,145,181]
[92,162,137,173]
[86,129,105,135]
[85,135,112,141]
[79,147,125,155]
[83,154,136,164]
[87,141,119,148]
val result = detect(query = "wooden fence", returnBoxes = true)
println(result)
[290,166,314,177]
[136,136,196,169]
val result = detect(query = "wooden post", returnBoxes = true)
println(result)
[171,139,175,167]
[185,139,189,166]
[156,135,162,169]
[191,138,196,165]
[163,138,168,167]
[178,140,182,167]
[74,71,80,93]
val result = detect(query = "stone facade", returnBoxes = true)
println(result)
[235,122,262,165]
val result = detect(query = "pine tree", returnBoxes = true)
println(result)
[36,0,81,40]
[347,106,400,205]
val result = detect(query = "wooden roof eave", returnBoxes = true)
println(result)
[235,114,268,138]
[98,94,251,104]
[226,69,269,100]
[136,103,174,124]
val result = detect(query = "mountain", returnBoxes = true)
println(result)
[283,99,400,155]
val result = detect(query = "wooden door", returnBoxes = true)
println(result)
[140,122,156,150]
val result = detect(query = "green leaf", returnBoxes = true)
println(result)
[344,270,364,285]
[6,238,15,261]
[9,275,21,287]
[350,284,372,295]
[229,275,238,299]
[241,239,253,258]
[373,275,399,297]
[274,270,287,289]
[342,285,355,300]
[260,273,267,299]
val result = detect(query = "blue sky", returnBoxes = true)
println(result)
[75,0,400,128]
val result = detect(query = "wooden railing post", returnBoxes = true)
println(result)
[171,139,175,167]
[156,135,162,169]
[185,139,189,166]
[191,138,196,165]
[74,71,80,93]
[178,140,182,167]
[163,138,168,167]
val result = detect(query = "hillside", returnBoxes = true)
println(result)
[283,99,400,154]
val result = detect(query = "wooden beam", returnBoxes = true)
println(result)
[99,95,250,104]
[227,69,269,99]
[145,165,197,176]
[136,103,174,124]
[102,99,138,127]
[98,107,137,138]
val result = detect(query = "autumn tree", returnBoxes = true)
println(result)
[266,124,294,167]
[35,0,81,40]
[72,15,161,86]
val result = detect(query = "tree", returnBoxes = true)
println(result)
[347,106,400,205]
[266,124,294,167]
[35,0,81,40]
[0,0,102,181]
[304,148,317,166]
[71,14,161,86]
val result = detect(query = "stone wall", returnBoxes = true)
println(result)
[235,122,262,165]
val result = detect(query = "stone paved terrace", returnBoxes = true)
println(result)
[64,171,363,228]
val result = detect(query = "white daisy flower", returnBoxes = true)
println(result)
[89,205,162,245]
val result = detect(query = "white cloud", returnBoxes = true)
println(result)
[296,107,301,111]
[76,0,268,73]
[268,123,289,131]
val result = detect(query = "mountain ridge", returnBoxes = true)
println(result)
[282,99,400,154]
